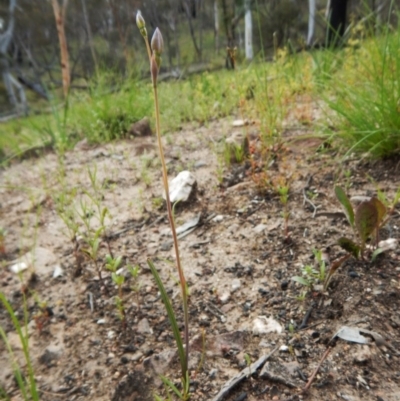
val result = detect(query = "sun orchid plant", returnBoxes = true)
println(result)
[136,11,190,400]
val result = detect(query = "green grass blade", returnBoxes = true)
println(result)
[0,326,29,401]
[291,276,310,287]
[0,293,39,401]
[160,375,184,399]
[147,259,187,377]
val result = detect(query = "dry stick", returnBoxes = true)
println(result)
[301,175,320,218]
[302,346,332,393]
[211,346,280,401]
[298,301,315,329]
[303,189,321,218]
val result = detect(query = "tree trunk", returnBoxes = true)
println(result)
[109,0,131,67]
[327,0,348,46]
[214,0,219,54]
[0,0,28,114]
[244,0,253,60]
[80,0,98,74]
[51,0,71,97]
[199,0,204,61]
[307,0,316,47]
[220,0,233,47]
[184,0,201,60]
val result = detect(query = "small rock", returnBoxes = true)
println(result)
[53,265,64,278]
[128,117,153,137]
[253,224,268,234]
[164,171,197,203]
[160,241,173,251]
[378,238,398,251]
[199,314,210,324]
[194,160,207,169]
[280,280,289,291]
[97,319,106,325]
[279,345,289,352]
[348,271,360,278]
[131,351,144,362]
[218,291,231,303]
[107,330,116,339]
[9,262,28,274]
[353,345,372,364]
[137,318,153,335]
[212,215,224,223]
[228,223,240,233]
[232,119,249,127]
[9,247,57,277]
[209,368,218,379]
[220,303,234,313]
[232,278,241,291]
[38,343,64,367]
[143,348,177,386]
[253,316,283,335]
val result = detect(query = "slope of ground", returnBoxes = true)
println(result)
[1,115,400,401]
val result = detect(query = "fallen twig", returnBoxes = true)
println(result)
[210,346,279,401]
[303,188,320,218]
[298,302,315,329]
[302,346,332,393]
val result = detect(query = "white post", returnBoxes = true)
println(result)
[244,0,253,60]
[307,0,316,46]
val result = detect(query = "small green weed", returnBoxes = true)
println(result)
[292,249,326,294]
[0,293,39,401]
[335,186,387,259]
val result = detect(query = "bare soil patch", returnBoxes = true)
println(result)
[1,117,400,401]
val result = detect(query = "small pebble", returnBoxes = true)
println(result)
[348,271,359,278]
[280,280,289,291]
[232,278,241,291]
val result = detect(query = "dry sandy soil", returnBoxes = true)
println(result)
[1,113,400,401]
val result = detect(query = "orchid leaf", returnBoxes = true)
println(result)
[370,197,387,226]
[355,200,378,245]
[337,237,360,258]
[335,186,355,227]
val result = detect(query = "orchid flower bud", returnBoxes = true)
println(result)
[151,28,164,54]
[136,11,147,37]
[151,28,164,69]
[136,11,145,29]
